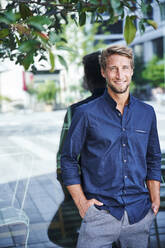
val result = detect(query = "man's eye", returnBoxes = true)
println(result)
[110,67,116,71]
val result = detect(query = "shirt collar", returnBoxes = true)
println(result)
[103,88,136,109]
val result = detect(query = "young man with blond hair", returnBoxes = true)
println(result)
[61,45,161,248]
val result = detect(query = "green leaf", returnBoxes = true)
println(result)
[22,53,34,71]
[108,15,119,24]
[27,16,52,31]
[124,16,136,45]
[19,3,33,20]
[58,55,68,71]
[0,29,9,39]
[35,31,49,43]
[19,40,40,53]
[130,15,137,21]
[49,32,61,44]
[60,10,68,24]
[49,49,55,72]
[97,6,107,14]
[138,20,145,35]
[111,0,123,15]
[141,2,148,15]
[15,34,21,46]
[76,2,83,13]
[0,16,11,24]
[146,19,158,29]
[71,14,78,26]
[56,46,75,53]
[79,12,86,26]
[111,0,121,10]
[4,11,20,23]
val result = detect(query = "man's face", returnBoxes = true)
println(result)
[101,54,133,94]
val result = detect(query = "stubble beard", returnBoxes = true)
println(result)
[107,81,130,94]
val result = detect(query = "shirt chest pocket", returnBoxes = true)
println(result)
[135,129,148,134]
[134,129,149,149]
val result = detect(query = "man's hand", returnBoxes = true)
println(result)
[66,184,103,218]
[146,180,160,216]
[78,198,103,218]
[151,201,160,216]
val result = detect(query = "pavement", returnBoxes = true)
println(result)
[0,100,164,248]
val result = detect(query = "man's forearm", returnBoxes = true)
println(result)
[67,184,87,209]
[67,184,103,218]
[146,180,160,215]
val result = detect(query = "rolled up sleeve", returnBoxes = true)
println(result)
[146,108,161,181]
[61,107,88,186]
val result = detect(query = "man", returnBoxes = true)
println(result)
[61,45,161,248]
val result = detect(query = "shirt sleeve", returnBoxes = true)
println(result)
[60,107,88,186]
[146,108,161,181]
[56,107,72,169]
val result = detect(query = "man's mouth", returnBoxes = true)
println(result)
[114,81,126,85]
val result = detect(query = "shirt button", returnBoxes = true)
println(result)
[122,143,126,147]
[118,113,121,116]
[125,175,127,178]
[124,159,127,163]
[122,128,126,131]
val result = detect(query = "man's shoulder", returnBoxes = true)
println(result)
[70,94,103,114]
[74,95,103,114]
[133,98,155,116]
[70,95,93,110]
[134,97,155,114]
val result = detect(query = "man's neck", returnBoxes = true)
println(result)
[107,87,130,115]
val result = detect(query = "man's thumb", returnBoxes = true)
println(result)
[94,200,103,206]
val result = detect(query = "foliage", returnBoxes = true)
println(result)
[37,80,58,104]
[0,0,160,70]
[130,81,136,93]
[132,55,147,86]
[62,18,106,66]
[142,56,165,88]
[0,95,12,102]
[26,83,37,95]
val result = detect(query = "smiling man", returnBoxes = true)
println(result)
[61,45,161,248]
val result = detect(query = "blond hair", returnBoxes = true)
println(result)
[99,45,134,70]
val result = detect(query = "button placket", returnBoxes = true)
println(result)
[121,106,129,198]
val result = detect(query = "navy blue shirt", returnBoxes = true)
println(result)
[61,89,161,224]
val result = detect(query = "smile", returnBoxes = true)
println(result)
[114,81,126,85]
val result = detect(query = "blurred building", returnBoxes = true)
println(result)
[0,61,33,112]
[0,62,68,112]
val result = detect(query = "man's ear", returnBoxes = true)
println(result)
[101,67,106,78]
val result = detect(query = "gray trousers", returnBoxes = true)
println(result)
[77,205,155,248]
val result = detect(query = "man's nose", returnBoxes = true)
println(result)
[116,69,123,79]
